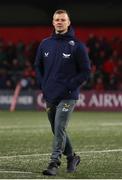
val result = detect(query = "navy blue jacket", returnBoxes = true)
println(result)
[34,27,91,104]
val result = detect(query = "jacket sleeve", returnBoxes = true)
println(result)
[34,44,44,89]
[68,43,91,91]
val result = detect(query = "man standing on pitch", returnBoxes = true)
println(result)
[35,9,91,176]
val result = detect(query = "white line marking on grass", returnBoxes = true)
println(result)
[102,123,122,126]
[0,125,50,130]
[0,149,122,159]
[77,149,122,154]
[0,153,50,159]
[0,169,34,174]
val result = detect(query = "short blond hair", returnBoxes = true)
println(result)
[53,9,70,20]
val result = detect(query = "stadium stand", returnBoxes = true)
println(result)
[0,34,121,91]
[0,0,121,91]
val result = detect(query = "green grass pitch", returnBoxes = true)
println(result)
[0,110,122,179]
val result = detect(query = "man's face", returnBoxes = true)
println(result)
[53,13,71,34]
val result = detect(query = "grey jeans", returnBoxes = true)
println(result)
[46,99,76,162]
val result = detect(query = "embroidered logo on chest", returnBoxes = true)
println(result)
[69,40,75,46]
[44,52,49,57]
[62,53,71,59]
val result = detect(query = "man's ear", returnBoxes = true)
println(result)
[68,20,71,26]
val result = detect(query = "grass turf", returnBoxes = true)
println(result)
[0,110,122,179]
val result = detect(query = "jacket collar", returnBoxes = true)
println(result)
[51,26,75,40]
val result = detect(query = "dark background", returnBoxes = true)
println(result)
[0,0,122,26]
[0,0,121,95]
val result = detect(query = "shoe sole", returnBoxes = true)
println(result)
[42,170,56,176]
